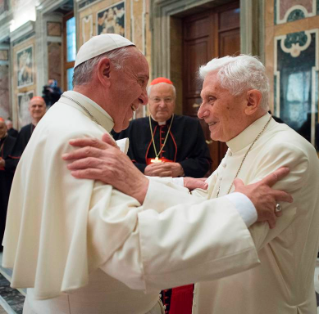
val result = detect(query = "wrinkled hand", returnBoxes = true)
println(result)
[184,177,208,191]
[62,133,149,204]
[144,162,184,177]
[233,167,293,229]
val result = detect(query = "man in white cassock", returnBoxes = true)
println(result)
[3,35,292,314]
[64,55,319,314]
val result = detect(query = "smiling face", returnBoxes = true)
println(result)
[109,48,149,132]
[148,83,175,123]
[29,99,46,123]
[197,70,249,142]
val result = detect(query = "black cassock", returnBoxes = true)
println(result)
[113,115,212,178]
[14,123,35,156]
[0,135,17,251]
[4,123,35,173]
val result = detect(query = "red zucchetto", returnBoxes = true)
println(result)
[150,77,173,85]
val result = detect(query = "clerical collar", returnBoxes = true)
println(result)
[150,116,173,126]
[61,91,114,132]
[226,113,273,153]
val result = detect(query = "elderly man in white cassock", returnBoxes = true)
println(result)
[3,36,292,314]
[64,55,319,314]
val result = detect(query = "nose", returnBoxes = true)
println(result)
[197,103,209,119]
[139,88,148,105]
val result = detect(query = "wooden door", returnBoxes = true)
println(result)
[182,1,240,172]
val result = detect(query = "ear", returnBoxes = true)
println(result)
[96,57,112,87]
[244,89,262,115]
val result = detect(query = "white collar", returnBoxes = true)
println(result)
[226,113,272,153]
[62,91,114,132]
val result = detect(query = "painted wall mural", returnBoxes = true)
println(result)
[97,1,125,36]
[275,0,319,24]
[18,90,33,126]
[17,45,33,88]
[274,29,319,148]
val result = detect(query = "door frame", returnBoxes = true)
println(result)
[150,0,265,79]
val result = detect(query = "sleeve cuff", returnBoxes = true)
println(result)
[225,192,257,227]
[171,177,184,186]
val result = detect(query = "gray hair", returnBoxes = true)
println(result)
[73,47,133,86]
[199,55,269,110]
[147,83,176,98]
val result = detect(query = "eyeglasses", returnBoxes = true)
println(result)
[150,97,174,104]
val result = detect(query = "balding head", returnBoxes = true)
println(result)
[29,96,46,125]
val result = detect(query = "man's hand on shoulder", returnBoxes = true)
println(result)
[234,167,293,229]
[62,133,149,204]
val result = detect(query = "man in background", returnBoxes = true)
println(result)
[0,117,17,251]
[14,96,46,156]
[113,77,211,178]
[5,119,18,138]
[42,79,62,107]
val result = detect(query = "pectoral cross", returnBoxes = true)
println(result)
[150,157,163,163]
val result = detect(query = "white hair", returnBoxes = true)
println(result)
[147,83,176,97]
[199,55,269,110]
[73,47,133,86]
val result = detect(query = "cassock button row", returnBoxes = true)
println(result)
[222,163,226,168]
[219,176,222,181]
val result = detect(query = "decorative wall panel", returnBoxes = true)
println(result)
[17,90,33,126]
[97,1,125,36]
[0,50,8,60]
[16,45,33,88]
[274,29,319,146]
[47,22,62,37]
[275,0,319,24]
[12,35,36,128]
[48,42,62,88]
[0,64,10,119]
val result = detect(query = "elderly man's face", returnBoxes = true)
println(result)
[148,83,175,123]
[29,99,46,121]
[0,121,7,139]
[111,48,149,132]
[198,70,248,142]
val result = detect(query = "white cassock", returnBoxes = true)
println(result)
[192,113,319,314]
[2,91,259,314]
